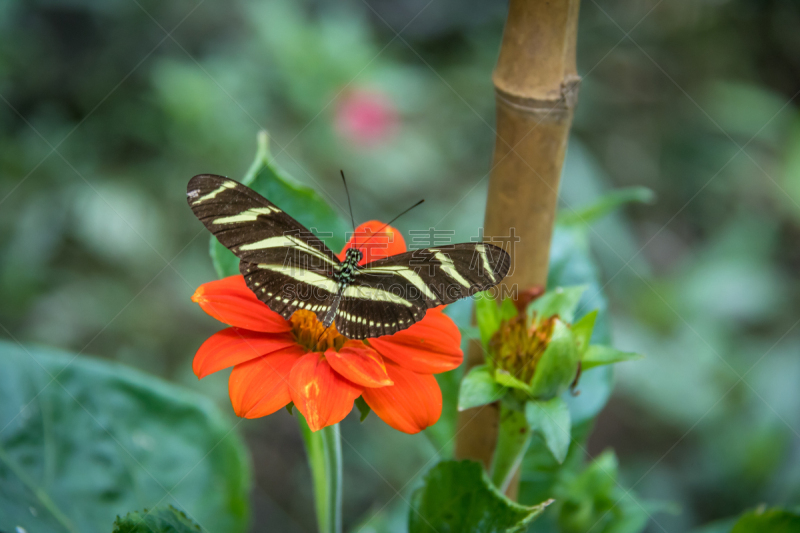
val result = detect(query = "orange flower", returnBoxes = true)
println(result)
[191,221,463,433]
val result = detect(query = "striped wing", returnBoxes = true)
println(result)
[187,174,341,320]
[239,261,339,322]
[335,243,510,339]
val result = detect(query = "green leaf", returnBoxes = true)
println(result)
[527,285,587,323]
[731,508,800,533]
[571,310,597,354]
[460,326,482,341]
[427,366,463,458]
[113,505,201,533]
[556,450,620,533]
[565,366,613,425]
[582,345,644,371]
[409,460,551,533]
[210,131,349,278]
[499,297,518,321]
[0,341,250,533]
[355,396,371,422]
[547,227,614,426]
[475,293,501,347]
[525,397,572,464]
[518,420,593,509]
[529,320,580,400]
[557,186,655,227]
[553,448,669,533]
[547,227,610,344]
[458,365,506,410]
[427,301,471,456]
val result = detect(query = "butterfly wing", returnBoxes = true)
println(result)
[187,174,341,321]
[239,260,341,323]
[336,243,510,339]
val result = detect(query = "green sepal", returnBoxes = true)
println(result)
[571,310,597,354]
[113,506,201,533]
[474,292,501,347]
[529,319,580,399]
[527,285,587,323]
[409,460,552,533]
[525,397,572,464]
[458,365,506,411]
[355,396,371,422]
[557,186,655,227]
[285,402,294,416]
[582,345,643,371]
[731,507,800,533]
[494,369,533,393]
[210,131,349,278]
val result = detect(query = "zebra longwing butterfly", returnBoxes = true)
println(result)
[187,174,510,340]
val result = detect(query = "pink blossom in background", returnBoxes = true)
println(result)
[335,88,398,147]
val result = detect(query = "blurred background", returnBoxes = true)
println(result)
[1,0,799,531]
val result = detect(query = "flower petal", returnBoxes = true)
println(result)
[362,362,442,434]
[192,275,290,333]
[289,353,362,431]
[338,220,406,265]
[325,340,393,388]
[368,308,463,373]
[193,327,296,379]
[229,345,306,418]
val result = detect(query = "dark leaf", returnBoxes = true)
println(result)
[731,507,800,533]
[112,505,201,533]
[0,341,250,533]
[355,396,371,422]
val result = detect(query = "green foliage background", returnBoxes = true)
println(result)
[2,0,800,532]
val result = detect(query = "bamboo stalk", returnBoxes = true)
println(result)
[454,0,582,500]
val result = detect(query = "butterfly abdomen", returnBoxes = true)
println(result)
[322,247,363,328]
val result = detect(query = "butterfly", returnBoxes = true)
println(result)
[187,174,510,340]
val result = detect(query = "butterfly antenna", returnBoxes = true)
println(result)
[315,321,334,347]
[340,170,357,234]
[356,199,424,249]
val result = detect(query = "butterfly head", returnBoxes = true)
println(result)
[344,247,363,265]
[336,247,363,286]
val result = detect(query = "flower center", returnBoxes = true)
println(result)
[490,314,557,384]
[290,310,348,353]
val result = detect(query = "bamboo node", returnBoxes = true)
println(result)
[494,75,581,120]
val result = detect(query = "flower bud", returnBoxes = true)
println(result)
[490,313,557,386]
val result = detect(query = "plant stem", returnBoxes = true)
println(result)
[299,416,343,533]
[455,0,582,501]
[490,404,533,494]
